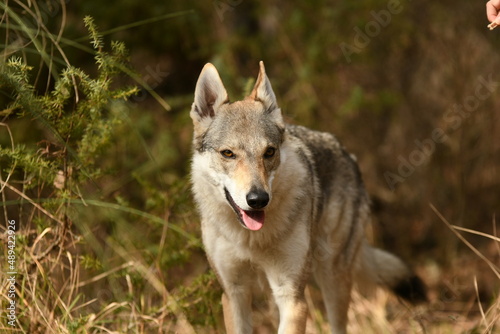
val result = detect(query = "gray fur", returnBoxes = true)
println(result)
[190,62,426,334]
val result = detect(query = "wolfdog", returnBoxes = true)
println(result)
[190,62,426,333]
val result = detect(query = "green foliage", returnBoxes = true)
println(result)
[176,271,223,329]
[80,255,103,271]
[0,7,205,332]
[1,24,139,187]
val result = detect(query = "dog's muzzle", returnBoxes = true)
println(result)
[224,188,267,231]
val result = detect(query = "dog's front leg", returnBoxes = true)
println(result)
[271,290,308,334]
[210,250,254,334]
[266,271,308,334]
[264,230,310,333]
[220,283,253,334]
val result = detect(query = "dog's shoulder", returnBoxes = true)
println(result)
[285,124,351,171]
[286,124,342,155]
[285,124,364,195]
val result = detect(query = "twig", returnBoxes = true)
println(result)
[75,261,135,288]
[0,179,64,225]
[0,179,66,261]
[430,203,500,280]
[451,225,500,242]
[474,276,486,326]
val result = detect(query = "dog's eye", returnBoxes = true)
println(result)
[221,150,235,158]
[264,147,276,158]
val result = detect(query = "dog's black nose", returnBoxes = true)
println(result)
[246,189,269,209]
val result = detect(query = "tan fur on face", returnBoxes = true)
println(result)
[217,143,280,207]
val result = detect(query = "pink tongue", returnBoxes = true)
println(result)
[239,208,265,231]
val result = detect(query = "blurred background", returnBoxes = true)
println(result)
[1,0,499,332]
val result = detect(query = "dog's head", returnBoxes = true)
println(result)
[190,62,285,231]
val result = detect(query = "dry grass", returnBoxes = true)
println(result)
[2,201,497,333]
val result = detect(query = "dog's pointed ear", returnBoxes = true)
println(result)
[250,61,283,127]
[190,63,228,131]
[249,61,279,112]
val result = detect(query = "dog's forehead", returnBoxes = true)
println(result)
[207,101,282,149]
[221,99,263,115]
[215,100,265,127]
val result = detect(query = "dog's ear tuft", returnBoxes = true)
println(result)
[249,61,278,113]
[191,63,228,121]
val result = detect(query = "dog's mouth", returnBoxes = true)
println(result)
[224,188,265,231]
